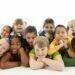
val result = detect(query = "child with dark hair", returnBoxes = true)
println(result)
[22,26,37,53]
[0,35,29,69]
[39,18,55,44]
[0,25,12,39]
[50,24,75,67]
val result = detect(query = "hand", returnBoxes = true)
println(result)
[37,57,43,62]
[59,40,64,46]
[45,32,51,39]
[63,39,68,48]
[19,47,24,53]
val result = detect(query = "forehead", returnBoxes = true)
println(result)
[11,38,20,43]
[3,26,10,30]
[26,33,36,37]
[34,44,47,49]
[44,23,53,27]
[56,27,66,32]
[14,24,23,26]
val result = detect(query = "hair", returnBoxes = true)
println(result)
[9,35,24,48]
[43,18,55,28]
[33,36,49,48]
[25,26,37,35]
[13,18,23,26]
[55,24,67,33]
[4,25,12,33]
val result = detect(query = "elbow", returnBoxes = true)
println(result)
[56,63,64,71]
[0,62,6,69]
[30,64,38,70]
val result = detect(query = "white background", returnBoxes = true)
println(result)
[0,0,75,32]
[0,0,75,75]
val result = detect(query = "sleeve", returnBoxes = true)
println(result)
[47,51,61,59]
[29,49,35,57]
[48,44,57,55]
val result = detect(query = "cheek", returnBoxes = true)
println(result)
[44,50,47,55]
[55,34,59,38]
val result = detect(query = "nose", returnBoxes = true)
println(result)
[38,51,43,56]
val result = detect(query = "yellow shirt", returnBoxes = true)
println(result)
[48,39,59,55]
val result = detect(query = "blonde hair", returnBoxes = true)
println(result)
[67,19,75,30]
[33,36,49,48]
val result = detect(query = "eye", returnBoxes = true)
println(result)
[45,26,49,29]
[50,26,53,29]
[36,49,39,52]
[32,37,35,39]
[27,37,31,39]
[0,44,2,46]
[2,47,6,50]
[42,49,44,50]
[62,31,65,34]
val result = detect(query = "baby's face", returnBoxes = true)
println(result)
[55,27,67,41]
[34,45,48,58]
[10,38,21,54]
[43,23,54,33]
[13,24,23,33]
[1,26,10,38]
[0,39,9,56]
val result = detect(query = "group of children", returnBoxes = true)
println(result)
[0,18,75,71]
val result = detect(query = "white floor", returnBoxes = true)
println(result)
[0,67,75,75]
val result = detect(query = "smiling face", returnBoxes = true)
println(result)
[55,27,67,41]
[13,24,23,33]
[0,39,9,56]
[10,37,21,54]
[43,23,54,33]
[34,44,48,58]
[69,20,75,36]
[1,26,11,38]
[25,32,37,46]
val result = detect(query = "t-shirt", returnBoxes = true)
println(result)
[23,39,33,53]
[6,51,21,62]
[49,38,71,57]
[29,49,61,59]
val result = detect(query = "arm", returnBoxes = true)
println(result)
[0,53,20,69]
[29,56,45,70]
[42,55,64,71]
[19,48,29,67]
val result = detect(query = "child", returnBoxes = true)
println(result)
[50,24,75,67]
[0,38,9,67]
[0,38,9,57]
[0,35,29,69]
[67,19,75,57]
[29,36,64,71]
[22,26,37,53]
[11,18,24,36]
[39,18,55,43]
[0,25,12,38]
